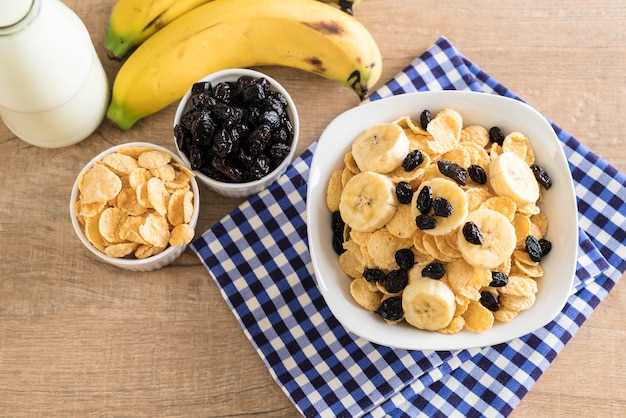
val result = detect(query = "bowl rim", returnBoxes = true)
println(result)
[306,90,579,350]
[69,141,200,268]
[173,68,300,192]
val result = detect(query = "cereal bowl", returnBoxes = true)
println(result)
[307,91,578,350]
[70,142,200,272]
[173,68,299,199]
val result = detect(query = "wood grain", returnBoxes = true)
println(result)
[1,0,624,416]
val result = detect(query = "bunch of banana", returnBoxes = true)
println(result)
[106,0,381,130]
[104,0,363,60]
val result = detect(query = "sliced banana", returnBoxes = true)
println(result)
[456,208,516,269]
[489,151,539,204]
[339,171,398,233]
[402,277,456,331]
[351,123,410,174]
[410,177,469,236]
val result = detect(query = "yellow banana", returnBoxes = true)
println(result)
[107,0,382,130]
[104,0,211,60]
[105,0,364,60]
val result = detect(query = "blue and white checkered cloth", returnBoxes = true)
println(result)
[191,37,626,417]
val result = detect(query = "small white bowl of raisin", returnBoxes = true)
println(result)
[174,68,299,198]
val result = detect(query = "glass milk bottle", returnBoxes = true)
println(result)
[0,0,109,148]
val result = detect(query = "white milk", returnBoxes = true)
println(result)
[0,0,109,148]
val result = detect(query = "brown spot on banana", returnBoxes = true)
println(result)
[305,57,326,73]
[302,20,345,36]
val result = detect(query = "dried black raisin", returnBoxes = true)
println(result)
[489,126,505,145]
[375,296,403,321]
[539,238,552,257]
[462,221,483,245]
[395,181,414,204]
[385,269,409,294]
[530,164,553,190]
[331,211,345,255]
[247,124,272,155]
[402,149,424,171]
[191,81,211,95]
[248,155,271,180]
[211,156,243,182]
[395,248,415,271]
[416,185,433,213]
[332,234,345,255]
[432,197,453,217]
[437,160,468,186]
[331,211,344,234]
[363,268,386,283]
[525,235,543,262]
[420,109,432,130]
[480,291,499,312]
[422,261,445,279]
[416,214,437,230]
[489,271,509,287]
[468,164,487,184]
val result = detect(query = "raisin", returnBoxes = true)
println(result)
[188,145,204,170]
[240,82,265,105]
[468,164,487,184]
[211,128,235,158]
[530,164,553,190]
[437,160,468,186]
[416,214,437,230]
[432,197,453,217]
[260,110,280,129]
[249,155,271,180]
[190,111,216,145]
[375,296,403,321]
[395,181,414,204]
[489,126,505,145]
[191,81,211,95]
[247,124,272,155]
[416,185,433,213]
[331,211,344,234]
[422,261,445,279]
[402,149,424,171]
[525,235,543,262]
[331,211,345,255]
[211,157,243,182]
[174,124,191,153]
[385,269,409,294]
[363,268,386,283]
[332,234,345,255]
[480,291,499,312]
[462,221,483,245]
[539,238,552,257]
[489,271,509,287]
[213,82,231,103]
[420,109,432,130]
[395,248,415,271]
[268,142,291,162]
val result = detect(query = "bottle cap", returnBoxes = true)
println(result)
[0,0,34,28]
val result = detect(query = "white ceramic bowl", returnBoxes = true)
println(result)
[307,91,578,350]
[173,68,299,199]
[70,142,200,272]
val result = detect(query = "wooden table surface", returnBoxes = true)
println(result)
[1,0,624,416]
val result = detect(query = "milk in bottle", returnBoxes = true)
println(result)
[0,0,109,148]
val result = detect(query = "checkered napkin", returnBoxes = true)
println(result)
[191,37,626,417]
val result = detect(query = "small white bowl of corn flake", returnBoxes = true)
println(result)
[70,142,200,271]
